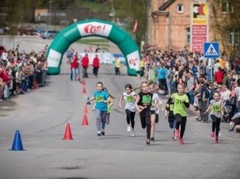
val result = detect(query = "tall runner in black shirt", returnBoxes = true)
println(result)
[135,81,153,145]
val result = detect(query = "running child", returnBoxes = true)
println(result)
[103,87,114,125]
[204,91,228,143]
[166,97,176,139]
[148,81,159,141]
[119,84,137,136]
[170,84,190,144]
[135,81,153,145]
[88,82,111,136]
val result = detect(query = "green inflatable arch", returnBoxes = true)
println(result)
[46,19,141,76]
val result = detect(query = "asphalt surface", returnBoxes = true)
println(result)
[0,37,240,179]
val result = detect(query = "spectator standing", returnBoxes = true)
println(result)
[66,48,74,64]
[81,54,89,78]
[199,79,210,122]
[114,56,121,75]
[234,79,240,112]
[214,67,224,85]
[156,64,167,93]
[70,53,79,81]
[92,54,100,78]
[186,71,195,105]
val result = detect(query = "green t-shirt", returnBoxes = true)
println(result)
[107,98,113,113]
[171,93,189,117]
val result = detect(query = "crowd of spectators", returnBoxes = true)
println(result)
[0,45,48,101]
[140,48,240,132]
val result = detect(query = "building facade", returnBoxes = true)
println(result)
[149,0,220,53]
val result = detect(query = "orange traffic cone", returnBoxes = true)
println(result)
[81,79,85,85]
[83,104,88,113]
[63,123,73,140]
[82,86,86,94]
[82,114,89,126]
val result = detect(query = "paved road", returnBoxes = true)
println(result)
[0,37,240,179]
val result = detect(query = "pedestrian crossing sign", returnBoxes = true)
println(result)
[204,42,219,58]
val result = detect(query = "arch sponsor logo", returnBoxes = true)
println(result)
[77,22,112,37]
[127,51,140,69]
[47,49,61,67]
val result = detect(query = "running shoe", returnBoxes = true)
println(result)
[101,130,105,136]
[210,132,214,139]
[146,139,150,145]
[127,126,131,132]
[179,138,184,144]
[214,137,219,143]
[175,129,179,138]
[97,131,101,136]
[131,132,135,137]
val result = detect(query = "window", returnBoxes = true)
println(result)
[177,4,184,13]
[186,28,190,44]
[229,30,239,45]
[222,1,233,13]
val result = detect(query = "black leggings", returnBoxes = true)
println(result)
[140,109,151,139]
[211,116,221,137]
[175,115,187,139]
[125,109,135,129]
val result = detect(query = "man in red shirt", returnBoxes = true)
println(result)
[81,54,89,78]
[214,67,224,85]
[92,54,100,77]
[70,53,79,81]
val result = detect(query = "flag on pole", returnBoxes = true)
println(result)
[133,20,138,33]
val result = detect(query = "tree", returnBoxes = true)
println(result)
[37,0,75,9]
[210,0,240,59]
[112,0,148,47]
[1,0,32,36]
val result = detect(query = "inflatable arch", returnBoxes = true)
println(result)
[46,19,141,76]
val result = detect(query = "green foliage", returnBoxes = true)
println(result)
[210,0,240,58]
[1,0,32,36]
[113,0,147,46]
[37,0,75,9]
[1,0,147,46]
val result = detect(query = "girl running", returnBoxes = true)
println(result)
[88,82,111,136]
[103,87,114,125]
[119,84,137,136]
[166,97,176,139]
[148,81,159,141]
[204,91,228,143]
[135,81,153,145]
[170,84,190,144]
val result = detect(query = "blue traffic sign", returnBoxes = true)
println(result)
[204,42,219,58]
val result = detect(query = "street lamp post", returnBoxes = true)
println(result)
[48,1,52,30]
[109,0,115,23]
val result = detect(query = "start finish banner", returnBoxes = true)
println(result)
[190,1,208,54]
[46,19,141,76]
[77,22,113,37]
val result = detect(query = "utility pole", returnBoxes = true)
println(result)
[146,0,151,45]
[48,0,52,30]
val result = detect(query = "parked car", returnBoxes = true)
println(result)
[42,30,59,39]
[0,45,6,56]
[18,26,36,36]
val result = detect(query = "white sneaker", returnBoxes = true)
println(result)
[127,126,131,132]
[229,122,234,126]
[131,131,135,137]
